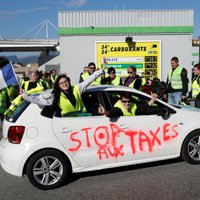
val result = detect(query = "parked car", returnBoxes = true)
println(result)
[1,85,200,190]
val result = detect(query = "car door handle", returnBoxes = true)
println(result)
[60,127,73,133]
[119,124,129,130]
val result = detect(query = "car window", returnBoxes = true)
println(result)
[105,90,176,115]
[81,92,102,116]
[5,100,30,122]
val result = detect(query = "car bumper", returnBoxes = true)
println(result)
[0,138,34,177]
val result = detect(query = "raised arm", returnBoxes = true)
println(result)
[78,59,107,94]
[22,91,54,106]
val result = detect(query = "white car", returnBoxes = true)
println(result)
[1,85,200,190]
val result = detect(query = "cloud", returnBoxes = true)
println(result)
[60,0,88,8]
[0,7,49,16]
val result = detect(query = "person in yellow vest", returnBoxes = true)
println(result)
[4,71,46,117]
[148,70,156,81]
[98,92,158,117]
[36,70,50,89]
[7,84,17,103]
[79,66,89,82]
[20,71,47,94]
[186,64,200,107]
[23,61,107,117]
[20,67,30,86]
[101,67,123,86]
[0,88,11,120]
[124,66,142,90]
[79,62,101,86]
[140,72,146,86]
[166,57,188,105]
[49,69,58,88]
[188,64,200,99]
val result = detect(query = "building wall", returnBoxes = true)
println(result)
[60,34,192,84]
[58,9,193,85]
[59,9,193,28]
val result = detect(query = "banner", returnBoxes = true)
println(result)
[0,57,19,89]
[96,41,161,79]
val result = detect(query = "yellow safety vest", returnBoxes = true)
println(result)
[0,88,8,114]
[114,100,137,116]
[128,78,142,90]
[81,72,101,86]
[4,95,23,116]
[24,81,44,94]
[192,75,200,98]
[7,85,15,102]
[105,76,121,86]
[168,66,183,89]
[50,75,58,84]
[58,85,84,117]
[141,77,146,86]
[39,79,50,89]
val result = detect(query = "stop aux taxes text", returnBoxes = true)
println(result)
[67,123,178,160]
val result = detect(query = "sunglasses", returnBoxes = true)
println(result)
[122,100,131,103]
[127,71,133,74]
[89,67,95,70]
[59,80,69,85]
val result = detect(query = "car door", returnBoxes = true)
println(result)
[52,91,117,168]
[105,91,180,165]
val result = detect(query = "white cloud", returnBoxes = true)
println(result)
[0,7,49,16]
[60,0,87,8]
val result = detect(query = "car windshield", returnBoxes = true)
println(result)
[5,100,30,122]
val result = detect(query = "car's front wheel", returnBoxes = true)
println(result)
[26,149,71,190]
[181,130,200,164]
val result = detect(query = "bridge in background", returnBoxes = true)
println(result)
[0,38,59,53]
[0,20,59,54]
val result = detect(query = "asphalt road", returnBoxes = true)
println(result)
[1,128,200,200]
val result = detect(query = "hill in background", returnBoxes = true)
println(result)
[7,55,38,66]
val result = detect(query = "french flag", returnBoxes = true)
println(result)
[0,56,19,89]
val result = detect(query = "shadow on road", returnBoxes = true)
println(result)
[66,157,183,186]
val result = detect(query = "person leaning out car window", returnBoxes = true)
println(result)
[98,92,158,118]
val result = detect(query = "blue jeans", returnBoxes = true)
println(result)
[168,92,182,105]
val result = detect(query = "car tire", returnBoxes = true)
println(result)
[181,130,200,164]
[26,149,71,190]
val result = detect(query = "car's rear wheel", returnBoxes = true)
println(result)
[26,149,71,190]
[181,130,200,164]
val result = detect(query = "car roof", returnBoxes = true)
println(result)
[85,85,145,94]
[41,85,146,96]
[36,85,162,104]
[35,85,176,110]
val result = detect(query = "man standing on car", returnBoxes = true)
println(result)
[166,56,188,105]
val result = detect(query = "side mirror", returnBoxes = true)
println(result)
[157,108,170,117]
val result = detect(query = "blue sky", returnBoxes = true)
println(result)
[0,0,199,56]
